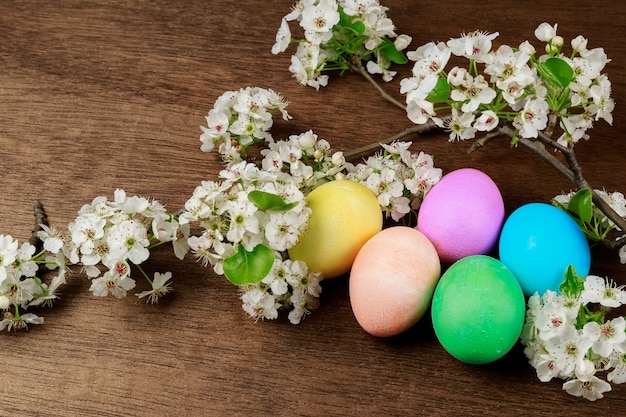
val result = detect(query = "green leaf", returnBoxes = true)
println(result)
[223,243,274,285]
[568,188,593,223]
[248,190,297,211]
[558,265,586,298]
[540,57,574,89]
[425,77,450,103]
[351,20,366,34]
[338,7,352,28]
[379,38,408,65]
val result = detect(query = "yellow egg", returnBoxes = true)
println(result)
[350,226,441,337]
[288,179,382,279]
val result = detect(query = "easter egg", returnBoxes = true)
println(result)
[417,168,505,264]
[431,255,526,365]
[498,202,590,296]
[288,179,383,279]
[349,226,441,337]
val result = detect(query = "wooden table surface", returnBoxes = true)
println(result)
[2,1,626,415]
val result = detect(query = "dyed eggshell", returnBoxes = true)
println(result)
[288,179,383,279]
[431,255,525,365]
[349,226,441,337]
[417,168,504,264]
[498,202,591,296]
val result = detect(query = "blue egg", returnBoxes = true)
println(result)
[498,203,590,296]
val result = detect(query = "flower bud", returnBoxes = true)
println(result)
[545,35,563,54]
[518,40,536,56]
[551,35,564,48]
[534,22,557,42]
[331,151,345,166]
[571,35,588,53]
[297,131,317,149]
[394,34,412,51]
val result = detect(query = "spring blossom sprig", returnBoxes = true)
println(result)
[41,189,189,303]
[0,233,66,331]
[400,23,614,145]
[199,86,291,162]
[346,141,442,221]
[0,189,187,331]
[272,0,412,89]
[521,267,626,401]
[181,140,323,323]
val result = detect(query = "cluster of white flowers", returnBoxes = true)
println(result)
[0,233,66,331]
[0,189,191,331]
[40,189,189,303]
[272,0,412,88]
[400,23,614,145]
[180,158,322,324]
[346,141,442,221]
[240,258,322,325]
[199,86,291,162]
[181,161,311,272]
[261,129,347,194]
[521,274,626,401]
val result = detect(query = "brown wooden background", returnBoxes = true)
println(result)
[1,1,626,415]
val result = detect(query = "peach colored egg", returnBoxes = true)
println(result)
[349,226,441,337]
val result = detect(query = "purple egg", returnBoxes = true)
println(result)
[417,168,505,264]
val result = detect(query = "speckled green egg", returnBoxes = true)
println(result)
[431,255,526,365]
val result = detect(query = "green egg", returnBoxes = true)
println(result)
[431,255,526,365]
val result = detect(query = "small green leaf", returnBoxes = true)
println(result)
[540,57,574,89]
[558,265,586,298]
[568,188,593,223]
[338,7,352,28]
[425,77,450,103]
[223,243,274,285]
[351,20,366,34]
[248,190,297,211]
[379,38,408,65]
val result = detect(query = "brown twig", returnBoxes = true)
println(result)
[348,58,407,112]
[472,125,626,241]
[517,138,577,184]
[29,201,49,251]
[343,122,440,162]
[603,235,626,251]
[467,130,505,154]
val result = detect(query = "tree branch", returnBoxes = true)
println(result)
[467,130,505,154]
[348,58,407,112]
[603,235,626,251]
[493,126,576,183]
[469,125,626,244]
[343,122,440,162]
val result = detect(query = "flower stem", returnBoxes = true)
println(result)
[348,56,406,112]
[134,263,153,286]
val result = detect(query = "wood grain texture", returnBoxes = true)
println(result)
[1,1,626,415]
